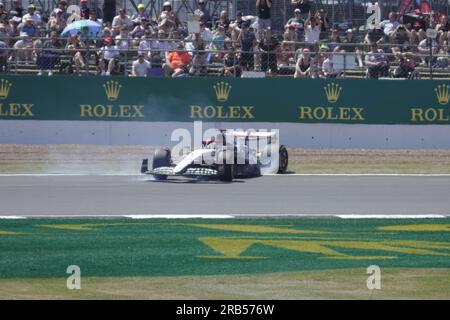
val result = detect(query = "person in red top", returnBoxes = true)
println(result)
[163,42,191,77]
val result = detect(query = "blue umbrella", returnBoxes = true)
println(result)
[61,19,103,37]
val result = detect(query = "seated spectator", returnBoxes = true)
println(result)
[259,28,279,75]
[393,52,416,78]
[214,10,230,31]
[115,26,132,57]
[237,21,257,71]
[66,35,86,75]
[184,32,207,75]
[163,41,191,77]
[364,27,384,45]
[12,32,34,63]
[321,50,341,78]
[22,4,42,26]
[0,38,8,72]
[131,17,151,41]
[285,9,305,42]
[220,49,241,77]
[276,33,296,73]
[365,42,389,79]
[153,29,175,63]
[379,12,399,41]
[0,22,10,44]
[304,13,321,45]
[417,37,438,66]
[18,16,37,37]
[195,0,211,25]
[340,29,363,67]
[435,14,450,44]
[131,3,150,24]
[9,16,21,38]
[112,8,132,36]
[158,2,179,33]
[37,31,63,76]
[131,53,151,76]
[294,48,311,78]
[138,29,156,60]
[327,28,341,52]
[98,36,120,75]
[80,0,90,19]
[389,24,411,56]
[211,25,229,60]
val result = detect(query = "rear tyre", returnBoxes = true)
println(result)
[216,150,234,182]
[152,148,171,180]
[278,145,288,174]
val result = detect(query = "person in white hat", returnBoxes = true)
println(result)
[158,1,179,33]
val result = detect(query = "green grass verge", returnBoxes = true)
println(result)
[1,268,449,299]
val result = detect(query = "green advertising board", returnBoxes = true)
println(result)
[0,76,449,124]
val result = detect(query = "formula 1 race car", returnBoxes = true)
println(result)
[141,130,288,182]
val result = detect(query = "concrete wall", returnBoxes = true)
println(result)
[1,120,450,148]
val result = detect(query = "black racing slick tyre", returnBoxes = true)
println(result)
[152,148,171,180]
[216,150,234,182]
[278,145,288,174]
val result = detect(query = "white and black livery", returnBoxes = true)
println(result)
[141,130,288,182]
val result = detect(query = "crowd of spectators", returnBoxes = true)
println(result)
[0,0,449,78]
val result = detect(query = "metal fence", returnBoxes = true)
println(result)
[2,36,449,79]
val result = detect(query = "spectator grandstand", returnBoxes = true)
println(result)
[0,0,450,79]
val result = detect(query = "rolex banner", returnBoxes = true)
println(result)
[0,76,450,124]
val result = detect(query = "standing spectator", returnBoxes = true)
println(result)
[0,3,8,23]
[37,31,63,76]
[256,0,271,41]
[51,1,69,21]
[389,24,411,56]
[112,8,132,36]
[259,28,278,75]
[80,0,90,19]
[9,0,24,18]
[98,36,120,75]
[321,50,341,78]
[365,42,389,79]
[316,9,330,38]
[195,0,211,25]
[291,0,310,19]
[304,13,321,45]
[214,10,230,31]
[294,48,311,78]
[285,9,305,42]
[132,3,150,24]
[379,12,400,40]
[0,22,10,44]
[157,2,179,33]
[184,31,207,75]
[328,28,341,52]
[220,48,241,77]
[229,11,244,42]
[48,9,67,34]
[22,4,42,26]
[163,41,191,77]
[131,53,151,76]
[238,21,257,71]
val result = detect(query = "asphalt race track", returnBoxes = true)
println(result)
[0,175,449,216]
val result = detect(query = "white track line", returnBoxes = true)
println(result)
[0,216,27,219]
[124,214,235,219]
[336,214,446,219]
